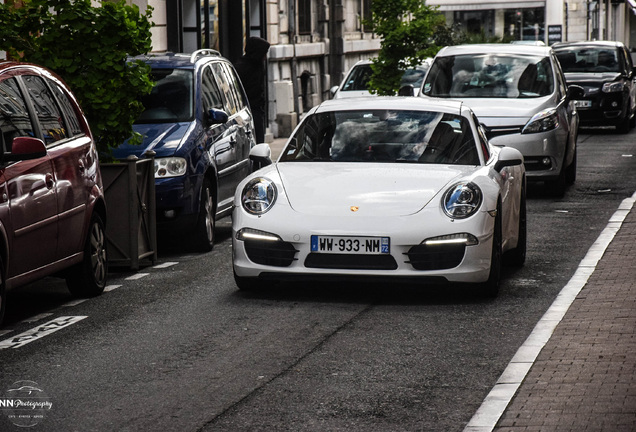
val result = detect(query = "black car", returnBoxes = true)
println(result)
[113,50,257,252]
[553,41,636,133]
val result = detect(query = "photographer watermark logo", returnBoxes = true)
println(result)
[0,381,52,427]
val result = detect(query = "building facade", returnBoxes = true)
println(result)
[116,1,636,139]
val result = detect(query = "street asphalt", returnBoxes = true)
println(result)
[267,135,636,432]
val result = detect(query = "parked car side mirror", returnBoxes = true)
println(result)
[398,85,415,97]
[249,143,272,171]
[206,108,229,125]
[330,86,339,97]
[566,85,585,101]
[3,137,47,162]
[494,146,524,172]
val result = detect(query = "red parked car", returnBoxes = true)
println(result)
[0,61,108,325]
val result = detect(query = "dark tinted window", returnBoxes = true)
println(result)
[136,69,194,123]
[0,77,35,153]
[22,75,68,144]
[281,109,479,165]
[555,47,621,73]
[201,66,224,111]
[49,80,83,136]
[211,62,237,115]
[222,63,250,110]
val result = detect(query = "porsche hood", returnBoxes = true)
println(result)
[275,163,472,217]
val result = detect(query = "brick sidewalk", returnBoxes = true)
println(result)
[492,205,636,431]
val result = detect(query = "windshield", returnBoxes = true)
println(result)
[136,69,194,123]
[279,109,479,165]
[423,54,554,98]
[341,64,430,92]
[555,47,620,73]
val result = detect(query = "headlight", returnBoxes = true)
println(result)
[442,182,482,219]
[522,108,559,134]
[155,157,187,178]
[602,82,623,93]
[241,177,277,215]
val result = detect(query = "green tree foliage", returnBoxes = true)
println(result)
[0,0,154,159]
[365,0,445,95]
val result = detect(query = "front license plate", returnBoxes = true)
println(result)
[311,235,390,254]
[574,100,592,108]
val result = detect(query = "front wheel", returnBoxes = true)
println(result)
[234,270,260,291]
[66,214,107,297]
[0,255,6,327]
[192,178,216,252]
[504,183,526,267]
[479,209,502,298]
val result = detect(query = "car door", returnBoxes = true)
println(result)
[221,62,255,168]
[22,74,96,260]
[0,75,58,279]
[201,64,236,214]
[208,61,244,211]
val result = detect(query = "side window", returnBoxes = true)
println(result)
[211,62,237,115]
[49,81,83,136]
[222,63,249,111]
[472,113,491,162]
[22,75,67,145]
[201,66,224,112]
[0,77,36,153]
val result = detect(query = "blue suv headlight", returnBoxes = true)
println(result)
[155,157,187,178]
[522,108,559,134]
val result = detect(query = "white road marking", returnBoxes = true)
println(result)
[104,284,122,292]
[125,273,149,280]
[463,191,636,432]
[153,262,178,269]
[0,316,88,349]
[61,299,88,307]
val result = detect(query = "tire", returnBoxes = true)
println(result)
[616,101,632,134]
[546,151,567,197]
[233,270,260,291]
[617,114,631,134]
[479,208,502,298]
[504,183,526,267]
[0,255,6,327]
[565,147,577,185]
[66,213,107,298]
[192,178,216,252]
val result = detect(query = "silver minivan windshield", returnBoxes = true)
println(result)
[423,54,554,99]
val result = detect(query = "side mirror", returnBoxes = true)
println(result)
[3,137,47,162]
[566,85,585,101]
[329,86,339,97]
[249,143,272,171]
[398,85,415,97]
[494,146,524,172]
[206,108,229,125]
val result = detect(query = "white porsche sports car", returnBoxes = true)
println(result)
[233,97,526,296]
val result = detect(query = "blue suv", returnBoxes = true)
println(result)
[113,50,256,251]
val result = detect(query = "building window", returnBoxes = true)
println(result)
[362,0,372,31]
[298,0,311,35]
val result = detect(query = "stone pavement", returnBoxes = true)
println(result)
[466,192,636,432]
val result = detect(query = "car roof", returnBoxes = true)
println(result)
[314,96,465,115]
[130,50,227,69]
[436,43,552,57]
[551,40,625,50]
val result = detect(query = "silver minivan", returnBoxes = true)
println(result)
[420,44,583,196]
